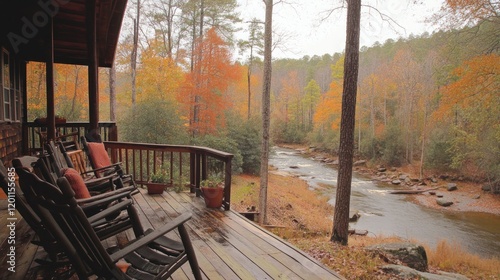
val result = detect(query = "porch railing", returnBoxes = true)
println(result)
[103,141,233,210]
[24,121,117,154]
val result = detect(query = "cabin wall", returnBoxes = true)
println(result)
[0,123,22,163]
[0,42,26,163]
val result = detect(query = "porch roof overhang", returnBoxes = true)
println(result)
[0,0,127,67]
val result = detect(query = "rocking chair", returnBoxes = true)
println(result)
[19,169,202,279]
[80,135,136,189]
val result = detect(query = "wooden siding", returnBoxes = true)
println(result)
[0,123,22,163]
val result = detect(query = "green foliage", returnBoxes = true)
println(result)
[425,128,453,170]
[272,119,308,144]
[150,165,170,183]
[191,134,244,174]
[359,136,380,160]
[307,126,340,154]
[119,98,188,144]
[228,116,262,174]
[380,123,405,166]
[201,173,224,188]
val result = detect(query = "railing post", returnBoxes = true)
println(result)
[190,152,196,194]
[224,158,232,210]
[109,123,118,141]
[201,153,207,181]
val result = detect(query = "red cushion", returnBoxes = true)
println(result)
[87,142,112,169]
[62,168,91,199]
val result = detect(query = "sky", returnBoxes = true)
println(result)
[235,0,444,59]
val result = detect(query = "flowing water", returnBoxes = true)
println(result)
[269,147,500,258]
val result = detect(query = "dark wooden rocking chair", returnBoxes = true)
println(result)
[18,169,202,279]
[0,160,67,266]
[15,162,142,240]
[80,134,136,189]
[45,140,133,194]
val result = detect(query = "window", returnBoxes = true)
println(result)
[1,48,21,122]
[2,49,10,120]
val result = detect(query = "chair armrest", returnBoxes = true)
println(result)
[84,176,116,192]
[87,199,133,224]
[110,212,192,262]
[83,162,123,174]
[77,187,136,209]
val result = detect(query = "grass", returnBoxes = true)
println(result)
[426,240,500,279]
[231,172,500,279]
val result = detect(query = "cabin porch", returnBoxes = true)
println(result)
[0,186,343,279]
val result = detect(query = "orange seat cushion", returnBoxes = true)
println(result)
[62,168,91,199]
[87,142,112,169]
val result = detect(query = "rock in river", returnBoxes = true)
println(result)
[436,198,454,207]
[447,183,458,191]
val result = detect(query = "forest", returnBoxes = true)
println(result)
[26,0,499,182]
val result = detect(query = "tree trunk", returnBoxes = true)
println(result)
[331,0,361,245]
[259,0,273,225]
[70,66,80,119]
[247,47,253,120]
[130,0,141,106]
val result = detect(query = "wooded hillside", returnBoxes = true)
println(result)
[25,1,499,181]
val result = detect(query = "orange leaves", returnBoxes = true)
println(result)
[434,54,500,120]
[179,28,242,135]
[313,82,342,130]
[445,0,496,20]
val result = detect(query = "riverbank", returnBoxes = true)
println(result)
[231,172,500,279]
[285,144,500,215]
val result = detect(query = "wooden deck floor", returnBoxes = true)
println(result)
[0,189,344,279]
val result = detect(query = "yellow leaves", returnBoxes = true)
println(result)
[136,37,184,102]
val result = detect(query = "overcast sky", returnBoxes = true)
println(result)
[235,0,444,59]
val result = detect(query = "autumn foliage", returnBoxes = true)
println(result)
[24,1,500,180]
[179,28,242,135]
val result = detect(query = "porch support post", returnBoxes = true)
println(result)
[86,0,99,135]
[46,16,56,141]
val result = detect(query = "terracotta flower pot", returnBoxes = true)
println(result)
[201,187,224,208]
[145,182,166,194]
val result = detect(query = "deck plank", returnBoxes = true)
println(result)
[0,187,343,279]
[172,190,343,280]
[146,191,266,279]
[175,193,302,279]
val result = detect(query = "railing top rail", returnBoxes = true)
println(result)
[103,141,234,161]
[26,121,117,127]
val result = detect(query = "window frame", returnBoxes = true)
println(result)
[1,48,22,122]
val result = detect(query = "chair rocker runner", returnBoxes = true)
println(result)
[17,170,202,279]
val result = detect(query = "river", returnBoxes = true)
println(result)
[269,147,500,259]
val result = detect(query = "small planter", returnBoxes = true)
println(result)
[144,182,166,194]
[201,187,224,208]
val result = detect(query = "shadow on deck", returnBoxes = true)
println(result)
[0,189,343,279]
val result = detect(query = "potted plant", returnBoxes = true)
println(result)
[200,175,224,208]
[145,166,170,194]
